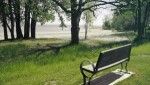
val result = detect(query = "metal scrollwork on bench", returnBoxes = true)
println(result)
[80,60,96,85]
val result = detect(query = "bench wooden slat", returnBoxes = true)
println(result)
[95,44,131,70]
[82,58,128,73]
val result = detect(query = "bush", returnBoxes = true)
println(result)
[102,11,136,31]
[111,11,135,31]
[102,20,111,30]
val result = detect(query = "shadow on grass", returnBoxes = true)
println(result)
[0,39,149,66]
[26,43,72,56]
[0,40,130,59]
[0,44,28,62]
[133,37,150,47]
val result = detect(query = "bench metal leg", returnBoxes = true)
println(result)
[80,68,95,85]
[80,68,87,85]
[83,74,87,85]
[87,74,94,85]
[125,62,128,73]
[120,62,128,73]
[120,62,129,73]
[120,63,123,71]
[81,71,94,85]
[80,60,96,85]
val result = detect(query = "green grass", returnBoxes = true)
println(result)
[0,39,150,85]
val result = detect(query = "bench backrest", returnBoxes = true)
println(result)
[95,44,132,70]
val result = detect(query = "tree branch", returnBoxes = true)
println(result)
[6,22,11,31]
[52,0,71,13]
[77,0,83,11]
[82,1,126,11]
[82,1,119,11]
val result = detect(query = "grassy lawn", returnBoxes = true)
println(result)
[0,39,150,85]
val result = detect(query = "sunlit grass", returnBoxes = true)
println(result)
[0,39,150,85]
[117,42,150,85]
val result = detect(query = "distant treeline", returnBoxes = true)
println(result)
[103,0,150,41]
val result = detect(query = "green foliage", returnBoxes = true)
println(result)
[84,11,94,23]
[111,11,135,31]
[102,19,111,30]
[114,0,150,40]
[83,10,95,29]
[30,0,55,25]
[102,11,135,31]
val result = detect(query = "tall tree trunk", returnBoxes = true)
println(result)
[14,0,23,39]
[8,0,15,40]
[145,2,150,34]
[1,0,8,40]
[70,0,82,44]
[2,19,8,40]
[142,2,150,37]
[134,10,138,32]
[85,14,88,40]
[71,12,81,44]
[30,0,38,39]
[31,17,37,39]
[137,0,143,40]
[85,23,88,40]
[24,1,30,39]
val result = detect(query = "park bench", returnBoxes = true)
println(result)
[80,44,132,85]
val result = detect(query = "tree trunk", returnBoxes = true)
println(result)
[85,23,88,40]
[85,14,88,40]
[137,0,143,40]
[134,10,138,32]
[24,1,30,39]
[145,2,150,34]
[14,0,23,39]
[71,12,81,44]
[141,2,150,37]
[1,1,8,40]
[2,20,8,40]
[8,0,15,40]
[2,14,8,40]
[31,17,36,39]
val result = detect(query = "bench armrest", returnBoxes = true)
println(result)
[80,60,96,72]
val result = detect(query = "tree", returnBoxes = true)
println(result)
[52,0,121,44]
[31,16,36,39]
[8,0,15,40]
[140,1,150,39]
[0,0,55,40]
[24,0,31,39]
[105,0,150,41]
[84,10,94,39]
[30,0,55,38]
[13,0,23,39]
[30,0,38,39]
[111,11,135,31]
[0,0,8,40]
[102,18,111,30]
[114,0,150,40]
